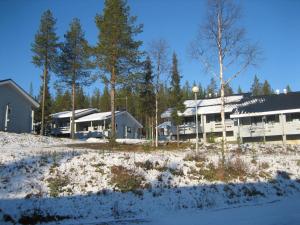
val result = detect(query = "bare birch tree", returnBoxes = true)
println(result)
[149,39,170,147]
[191,0,259,160]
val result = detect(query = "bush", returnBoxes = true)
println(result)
[199,158,248,182]
[183,153,206,163]
[110,166,147,192]
[47,175,69,197]
[135,160,153,170]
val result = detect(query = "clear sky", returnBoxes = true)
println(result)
[1,0,300,97]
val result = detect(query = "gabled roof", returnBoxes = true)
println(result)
[51,108,99,119]
[0,79,39,108]
[75,111,143,128]
[231,92,300,118]
[75,111,121,122]
[161,94,245,118]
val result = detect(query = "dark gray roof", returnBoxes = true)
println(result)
[233,92,300,115]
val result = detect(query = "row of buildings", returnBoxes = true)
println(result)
[159,92,300,144]
[1,79,300,144]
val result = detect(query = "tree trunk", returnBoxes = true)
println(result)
[111,67,116,141]
[155,94,158,147]
[177,125,179,148]
[151,117,154,146]
[217,6,227,162]
[41,66,47,136]
[71,82,76,139]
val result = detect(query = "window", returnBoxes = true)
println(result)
[206,114,221,123]
[240,117,251,125]
[265,115,279,123]
[127,127,131,133]
[251,116,262,125]
[286,113,300,122]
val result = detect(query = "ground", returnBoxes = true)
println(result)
[0,131,300,224]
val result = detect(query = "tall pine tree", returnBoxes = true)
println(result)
[31,10,59,135]
[56,18,93,139]
[95,0,143,141]
[170,53,185,146]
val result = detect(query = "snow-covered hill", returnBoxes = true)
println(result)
[0,132,300,224]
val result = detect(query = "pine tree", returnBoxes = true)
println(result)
[100,85,111,112]
[169,53,185,147]
[207,77,218,97]
[29,82,34,97]
[224,83,234,96]
[262,80,273,95]
[52,87,72,112]
[237,85,243,94]
[138,56,155,139]
[76,87,90,109]
[95,0,143,141]
[251,75,263,96]
[31,10,59,135]
[91,88,101,109]
[182,81,192,100]
[286,85,292,93]
[56,18,93,139]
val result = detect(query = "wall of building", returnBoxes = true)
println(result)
[116,112,141,139]
[0,84,33,133]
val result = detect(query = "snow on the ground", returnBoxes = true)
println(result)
[0,132,300,224]
[86,137,150,144]
[148,193,300,225]
[0,131,76,148]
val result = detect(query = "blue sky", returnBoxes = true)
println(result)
[0,0,300,97]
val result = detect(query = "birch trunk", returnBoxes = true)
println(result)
[217,5,227,160]
[71,82,76,139]
[177,125,179,148]
[155,94,158,147]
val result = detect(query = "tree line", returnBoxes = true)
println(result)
[31,0,292,147]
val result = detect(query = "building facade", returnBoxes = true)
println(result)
[0,79,39,133]
[159,92,300,143]
[51,109,143,139]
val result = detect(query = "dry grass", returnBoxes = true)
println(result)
[66,141,192,152]
[110,165,149,192]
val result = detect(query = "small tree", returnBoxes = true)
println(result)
[56,18,93,139]
[91,88,101,109]
[262,80,273,95]
[207,77,218,97]
[149,39,170,147]
[237,85,243,94]
[191,0,259,160]
[31,10,59,135]
[100,85,111,112]
[286,85,292,92]
[95,0,142,141]
[170,53,185,147]
[251,75,263,96]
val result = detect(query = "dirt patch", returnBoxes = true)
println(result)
[66,141,192,152]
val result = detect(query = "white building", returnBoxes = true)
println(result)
[159,92,300,143]
[51,109,143,139]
